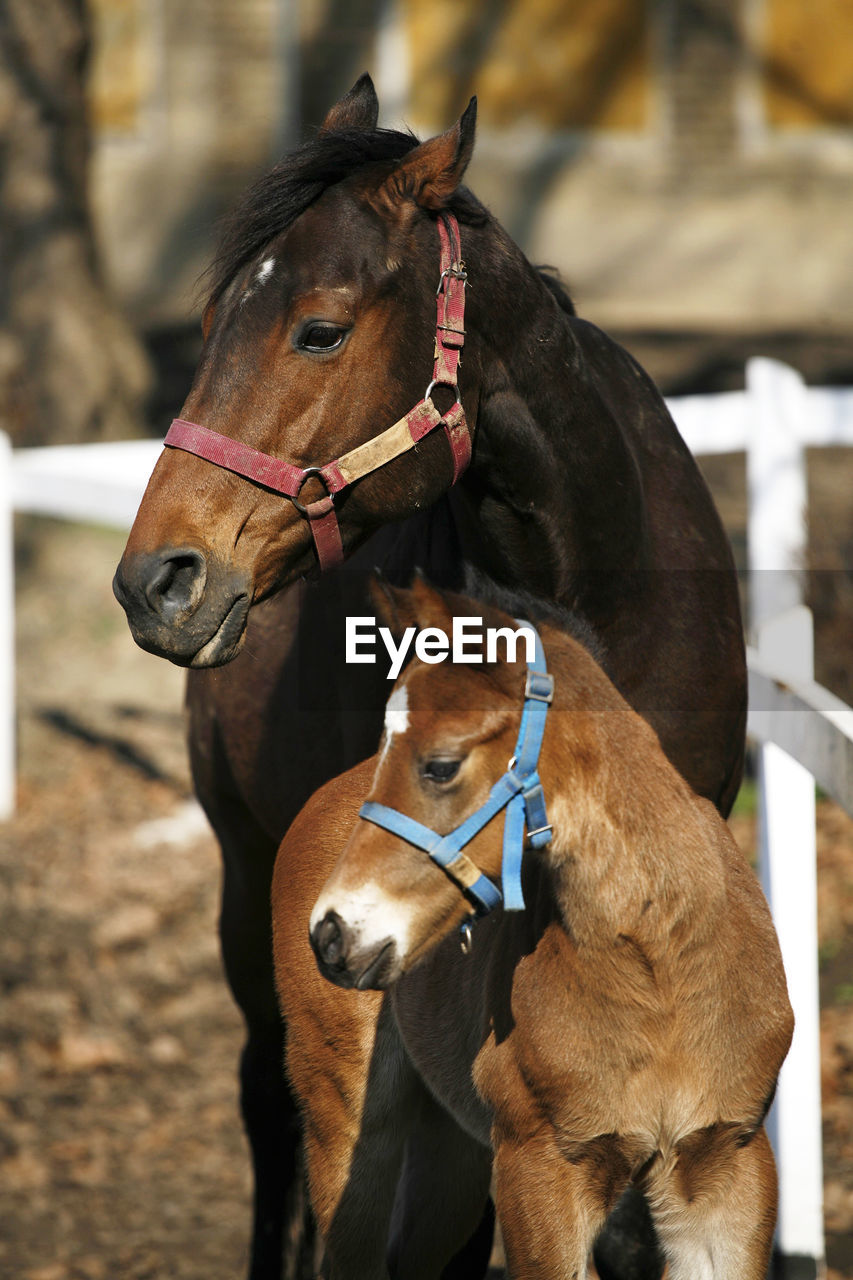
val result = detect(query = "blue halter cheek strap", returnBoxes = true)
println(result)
[358,621,554,916]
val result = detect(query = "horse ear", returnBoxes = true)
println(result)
[319,74,379,135]
[201,297,217,341]
[377,97,477,213]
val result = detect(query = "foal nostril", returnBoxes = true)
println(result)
[312,911,348,969]
[143,549,207,619]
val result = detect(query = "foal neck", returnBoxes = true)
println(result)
[534,630,724,951]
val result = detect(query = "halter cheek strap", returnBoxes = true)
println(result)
[162,214,471,573]
[359,622,554,918]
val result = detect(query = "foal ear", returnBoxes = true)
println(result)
[319,73,380,135]
[370,573,419,637]
[378,97,477,213]
[409,572,457,632]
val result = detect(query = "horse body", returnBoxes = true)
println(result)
[112,77,746,1279]
[306,580,793,1279]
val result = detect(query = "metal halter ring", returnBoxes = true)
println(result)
[292,466,333,518]
[424,380,462,406]
[459,919,474,956]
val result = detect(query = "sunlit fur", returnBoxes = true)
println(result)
[276,578,792,1279]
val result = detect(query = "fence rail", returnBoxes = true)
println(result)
[3,356,853,1276]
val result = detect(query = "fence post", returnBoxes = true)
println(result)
[0,431,14,819]
[746,358,808,628]
[747,358,825,1277]
[755,609,824,1278]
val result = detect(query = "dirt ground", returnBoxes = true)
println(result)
[1,449,852,1278]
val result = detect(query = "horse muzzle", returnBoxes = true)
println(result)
[112,546,251,667]
[309,909,400,991]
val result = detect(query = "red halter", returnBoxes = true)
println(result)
[163,215,471,571]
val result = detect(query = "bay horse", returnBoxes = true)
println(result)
[112,75,746,1279]
[298,577,792,1279]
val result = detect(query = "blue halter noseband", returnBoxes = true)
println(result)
[358,622,554,921]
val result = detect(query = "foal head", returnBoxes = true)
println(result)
[308,577,605,989]
[114,76,482,666]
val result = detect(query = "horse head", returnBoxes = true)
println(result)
[114,77,482,666]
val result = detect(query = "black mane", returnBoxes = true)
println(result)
[206,126,481,304]
[205,124,574,314]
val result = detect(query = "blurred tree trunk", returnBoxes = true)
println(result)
[0,0,150,445]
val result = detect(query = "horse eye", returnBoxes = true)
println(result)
[297,323,347,353]
[422,758,462,784]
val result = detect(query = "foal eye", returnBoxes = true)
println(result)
[422,758,462,784]
[297,322,348,353]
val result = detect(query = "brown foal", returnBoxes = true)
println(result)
[273,579,792,1279]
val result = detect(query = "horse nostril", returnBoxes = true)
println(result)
[313,911,347,968]
[144,549,207,618]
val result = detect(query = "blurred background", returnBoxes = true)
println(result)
[1,2,852,1278]
[4,0,853,450]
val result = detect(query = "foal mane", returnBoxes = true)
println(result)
[461,569,602,670]
[204,125,575,314]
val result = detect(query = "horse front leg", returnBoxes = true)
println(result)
[219,815,310,1280]
[494,1129,627,1280]
[387,1089,494,1280]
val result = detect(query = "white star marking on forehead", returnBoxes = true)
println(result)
[256,257,275,285]
[384,683,409,740]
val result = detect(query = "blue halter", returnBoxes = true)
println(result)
[358,621,554,917]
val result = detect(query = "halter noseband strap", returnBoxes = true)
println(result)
[162,214,471,572]
[359,622,554,919]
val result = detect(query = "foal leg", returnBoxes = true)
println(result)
[494,1131,627,1279]
[645,1125,778,1280]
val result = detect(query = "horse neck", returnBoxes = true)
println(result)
[535,638,725,952]
[454,221,648,602]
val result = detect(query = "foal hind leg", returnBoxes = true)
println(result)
[644,1125,778,1280]
[592,1188,665,1280]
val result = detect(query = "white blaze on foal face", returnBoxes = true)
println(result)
[309,871,416,964]
[311,681,416,957]
[380,683,409,760]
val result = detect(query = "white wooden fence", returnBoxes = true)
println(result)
[3,356,853,1276]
